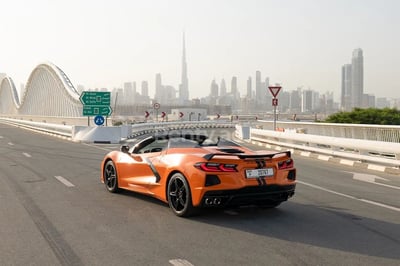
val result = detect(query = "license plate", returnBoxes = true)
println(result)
[245,168,274,178]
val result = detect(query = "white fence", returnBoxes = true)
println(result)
[235,125,400,167]
[255,120,400,143]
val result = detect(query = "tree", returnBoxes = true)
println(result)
[325,108,400,125]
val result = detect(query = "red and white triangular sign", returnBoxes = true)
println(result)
[268,86,281,97]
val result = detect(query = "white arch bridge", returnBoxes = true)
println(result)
[0,62,82,117]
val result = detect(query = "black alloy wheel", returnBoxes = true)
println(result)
[104,161,119,193]
[167,173,195,217]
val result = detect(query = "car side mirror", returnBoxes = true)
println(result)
[120,145,130,153]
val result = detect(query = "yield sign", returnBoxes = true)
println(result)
[268,86,281,98]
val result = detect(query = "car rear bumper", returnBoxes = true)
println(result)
[200,184,296,207]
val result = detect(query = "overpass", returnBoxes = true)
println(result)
[0,62,82,117]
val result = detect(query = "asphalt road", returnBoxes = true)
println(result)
[0,123,399,266]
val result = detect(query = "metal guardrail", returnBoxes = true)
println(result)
[245,127,400,167]
[129,121,235,138]
[0,118,73,137]
[255,120,400,143]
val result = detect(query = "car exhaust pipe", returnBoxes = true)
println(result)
[205,198,213,205]
[213,197,222,205]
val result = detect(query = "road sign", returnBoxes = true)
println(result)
[179,112,184,118]
[268,86,281,98]
[145,111,150,118]
[83,105,112,116]
[153,102,160,109]
[94,115,105,126]
[80,91,111,106]
[272,98,278,106]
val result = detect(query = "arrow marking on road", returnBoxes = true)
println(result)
[352,173,400,190]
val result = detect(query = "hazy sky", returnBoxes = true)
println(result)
[1,0,399,101]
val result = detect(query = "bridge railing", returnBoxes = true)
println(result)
[128,121,235,138]
[0,117,73,137]
[235,125,400,167]
[255,120,400,143]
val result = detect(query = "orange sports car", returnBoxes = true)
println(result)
[101,132,296,217]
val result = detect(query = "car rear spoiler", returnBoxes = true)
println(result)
[203,151,291,161]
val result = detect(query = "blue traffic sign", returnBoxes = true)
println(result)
[94,115,105,126]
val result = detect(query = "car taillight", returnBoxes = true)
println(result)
[278,159,294,169]
[194,162,238,172]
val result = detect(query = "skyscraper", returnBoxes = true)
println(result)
[231,76,238,95]
[351,48,363,108]
[341,48,364,110]
[220,79,227,96]
[341,64,352,110]
[155,73,162,102]
[246,76,252,98]
[179,32,189,104]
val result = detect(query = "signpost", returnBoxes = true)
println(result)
[268,86,282,131]
[153,102,160,122]
[94,115,105,126]
[80,91,112,125]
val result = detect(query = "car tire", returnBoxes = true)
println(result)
[167,173,196,217]
[104,160,120,193]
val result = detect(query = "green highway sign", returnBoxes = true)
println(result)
[80,91,111,106]
[83,105,112,116]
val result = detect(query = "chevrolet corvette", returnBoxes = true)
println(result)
[101,132,296,217]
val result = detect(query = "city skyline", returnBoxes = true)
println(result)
[1,0,399,101]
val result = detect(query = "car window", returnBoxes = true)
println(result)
[138,139,168,153]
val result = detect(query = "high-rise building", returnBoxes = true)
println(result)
[341,48,364,110]
[246,77,252,98]
[341,64,352,111]
[179,32,189,104]
[351,48,363,107]
[141,81,149,97]
[210,79,218,98]
[231,76,238,95]
[220,79,227,96]
[255,71,262,106]
[155,73,162,101]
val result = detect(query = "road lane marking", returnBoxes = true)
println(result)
[300,151,311,157]
[0,136,3,138]
[318,155,331,161]
[353,173,400,190]
[22,152,32,158]
[367,164,386,172]
[340,159,354,166]
[54,176,75,187]
[169,259,194,266]
[8,142,14,146]
[298,180,400,212]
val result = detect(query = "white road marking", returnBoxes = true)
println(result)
[8,142,14,146]
[367,164,386,172]
[169,259,194,266]
[340,159,354,166]
[300,151,311,157]
[298,180,400,212]
[22,152,32,158]
[318,155,331,161]
[353,173,400,190]
[0,136,3,138]
[54,176,75,187]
